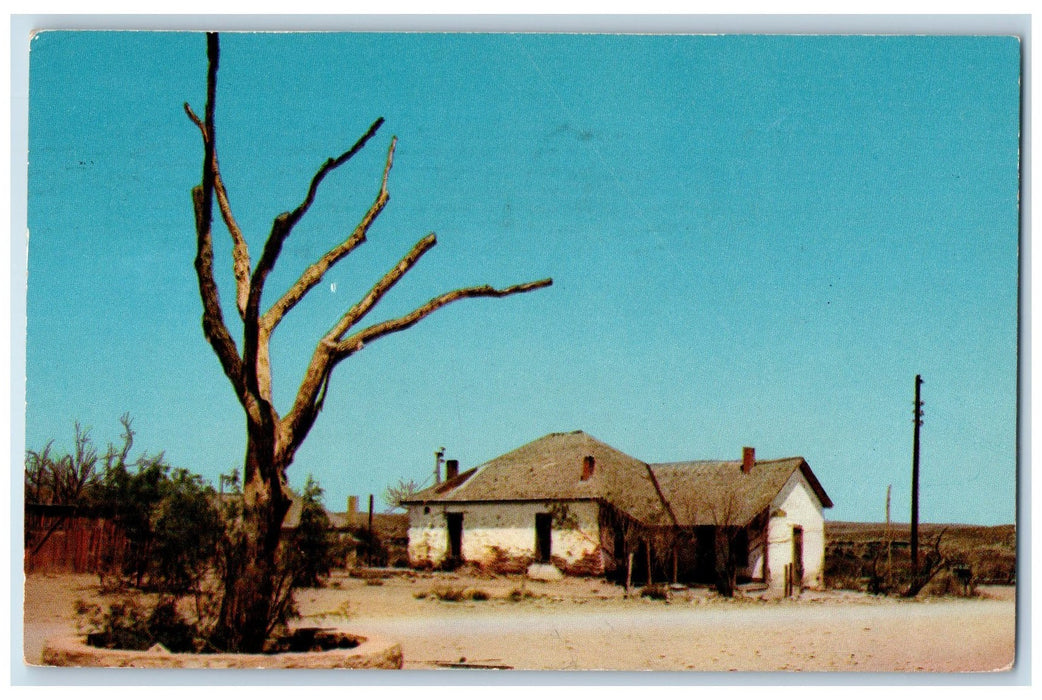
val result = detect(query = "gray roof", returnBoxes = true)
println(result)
[404,431,674,526]
[651,458,833,527]
[404,431,832,528]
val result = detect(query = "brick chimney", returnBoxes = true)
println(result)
[581,455,595,481]
[742,447,755,473]
[445,459,459,480]
[347,495,358,514]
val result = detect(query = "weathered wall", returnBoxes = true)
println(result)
[766,470,827,593]
[740,515,768,581]
[407,500,605,575]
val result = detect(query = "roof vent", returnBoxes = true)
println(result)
[742,447,755,473]
[581,455,595,481]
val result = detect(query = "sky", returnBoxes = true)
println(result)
[22,31,1020,525]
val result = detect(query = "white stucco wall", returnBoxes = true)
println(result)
[765,470,827,593]
[407,500,605,574]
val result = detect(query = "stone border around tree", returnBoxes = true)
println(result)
[41,633,404,669]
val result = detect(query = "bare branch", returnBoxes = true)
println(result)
[190,33,247,404]
[248,117,386,317]
[288,117,386,226]
[261,137,397,333]
[242,118,386,402]
[335,278,554,360]
[184,102,252,320]
[324,231,438,344]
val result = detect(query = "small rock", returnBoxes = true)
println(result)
[526,563,563,581]
[147,643,170,654]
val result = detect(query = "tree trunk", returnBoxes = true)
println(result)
[213,438,291,653]
[714,527,736,597]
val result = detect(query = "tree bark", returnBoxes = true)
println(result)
[212,439,292,652]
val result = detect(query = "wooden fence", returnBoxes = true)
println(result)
[24,507,127,574]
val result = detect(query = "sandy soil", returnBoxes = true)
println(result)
[22,570,1016,673]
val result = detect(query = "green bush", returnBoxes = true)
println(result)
[147,469,224,593]
[84,596,202,653]
[286,476,337,588]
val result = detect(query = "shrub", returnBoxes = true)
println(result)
[434,587,466,602]
[287,476,336,588]
[146,469,223,593]
[640,583,670,601]
[420,586,491,602]
[83,596,202,653]
[507,586,537,601]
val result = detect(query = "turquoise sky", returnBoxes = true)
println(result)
[24,31,1020,524]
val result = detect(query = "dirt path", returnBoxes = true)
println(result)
[23,572,1016,673]
[307,587,1014,671]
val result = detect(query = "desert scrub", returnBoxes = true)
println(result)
[80,596,202,653]
[506,586,538,601]
[640,583,670,601]
[418,586,491,602]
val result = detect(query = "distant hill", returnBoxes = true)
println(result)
[827,520,1015,545]
[824,521,1016,591]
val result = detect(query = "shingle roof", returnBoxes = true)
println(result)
[403,430,675,526]
[651,458,832,526]
[403,431,832,528]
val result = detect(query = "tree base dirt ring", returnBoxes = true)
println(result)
[40,631,403,669]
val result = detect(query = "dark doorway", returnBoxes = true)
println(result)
[446,513,463,567]
[694,526,716,583]
[535,513,552,563]
[792,526,804,589]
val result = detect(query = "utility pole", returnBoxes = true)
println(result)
[367,493,374,566]
[885,484,892,590]
[910,374,924,584]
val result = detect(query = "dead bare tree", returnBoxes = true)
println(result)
[902,527,948,597]
[706,491,745,596]
[24,417,124,507]
[383,477,424,511]
[666,484,744,595]
[185,33,551,652]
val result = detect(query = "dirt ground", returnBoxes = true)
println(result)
[22,570,1016,673]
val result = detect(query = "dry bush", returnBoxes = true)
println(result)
[417,586,491,602]
[925,568,977,597]
[506,586,539,601]
[640,583,670,601]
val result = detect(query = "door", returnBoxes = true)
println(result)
[792,526,804,589]
[535,513,552,563]
[694,526,715,583]
[446,513,463,566]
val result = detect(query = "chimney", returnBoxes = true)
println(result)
[581,455,595,481]
[742,447,755,473]
[445,459,459,480]
[347,495,358,514]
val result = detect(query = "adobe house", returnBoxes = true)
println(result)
[402,431,833,594]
